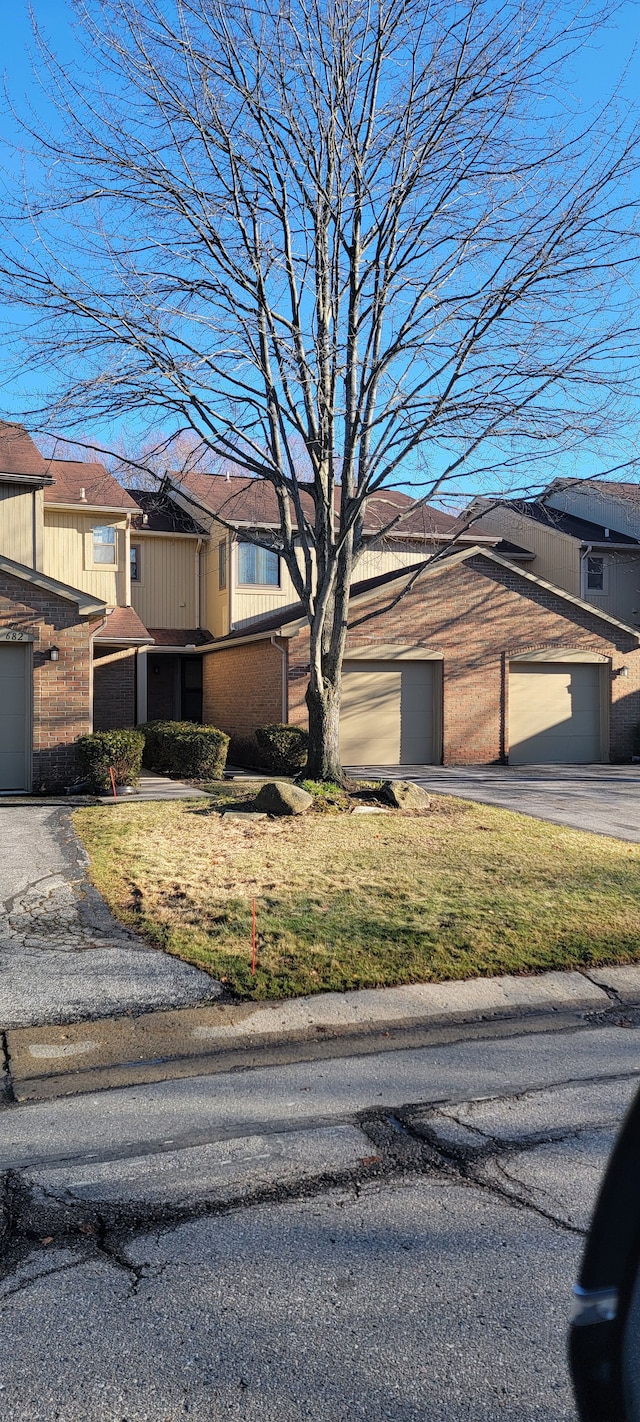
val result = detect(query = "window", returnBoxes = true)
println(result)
[219,538,227,590]
[93,525,116,565]
[237,541,280,586]
[587,555,605,592]
[130,543,141,582]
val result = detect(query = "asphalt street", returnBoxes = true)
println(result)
[1,1013,639,1420]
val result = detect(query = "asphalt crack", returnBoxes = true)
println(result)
[0,1095,606,1292]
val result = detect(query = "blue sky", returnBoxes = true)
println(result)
[3,1,640,495]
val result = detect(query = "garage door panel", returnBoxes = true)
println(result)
[340,659,435,765]
[400,662,435,763]
[340,663,401,764]
[0,643,29,790]
[509,663,601,764]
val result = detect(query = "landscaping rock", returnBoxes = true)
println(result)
[380,780,431,811]
[254,781,313,816]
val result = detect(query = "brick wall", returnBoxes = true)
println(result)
[93,647,137,730]
[202,638,284,735]
[286,555,640,762]
[0,571,100,790]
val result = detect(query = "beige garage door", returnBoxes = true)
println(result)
[509,662,602,764]
[340,660,435,764]
[0,643,29,790]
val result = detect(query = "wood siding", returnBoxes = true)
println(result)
[131,534,198,629]
[0,485,37,567]
[547,486,640,540]
[583,550,640,628]
[43,510,127,605]
[472,505,580,595]
[203,532,231,638]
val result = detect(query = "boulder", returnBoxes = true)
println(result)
[380,779,431,811]
[254,780,314,816]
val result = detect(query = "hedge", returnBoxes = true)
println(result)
[254,723,309,775]
[76,729,145,793]
[140,720,229,780]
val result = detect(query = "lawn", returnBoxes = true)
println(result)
[73,792,640,1000]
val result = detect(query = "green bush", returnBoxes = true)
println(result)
[77,729,145,793]
[140,720,229,780]
[255,723,309,775]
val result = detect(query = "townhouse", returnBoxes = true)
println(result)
[0,419,639,788]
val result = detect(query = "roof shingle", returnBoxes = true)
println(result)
[0,422,51,480]
[45,461,138,509]
[173,471,460,539]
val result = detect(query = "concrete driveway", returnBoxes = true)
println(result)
[0,804,220,1030]
[347,763,640,841]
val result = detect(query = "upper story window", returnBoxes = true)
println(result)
[586,555,605,592]
[130,543,141,582]
[219,538,227,590]
[93,525,116,565]
[237,541,280,586]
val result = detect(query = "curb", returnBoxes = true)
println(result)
[4,962,640,1104]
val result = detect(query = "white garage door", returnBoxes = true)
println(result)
[339,659,436,764]
[0,643,29,790]
[509,662,602,764]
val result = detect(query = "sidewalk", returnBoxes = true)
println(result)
[5,961,640,1103]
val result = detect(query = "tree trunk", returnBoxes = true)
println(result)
[305,664,343,782]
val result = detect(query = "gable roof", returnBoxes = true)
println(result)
[206,544,640,646]
[471,498,640,547]
[94,605,154,643]
[127,488,207,535]
[546,478,640,508]
[0,422,54,484]
[171,471,468,541]
[0,553,106,615]
[44,460,138,510]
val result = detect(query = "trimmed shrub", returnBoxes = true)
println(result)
[77,728,145,793]
[140,720,229,780]
[255,723,309,775]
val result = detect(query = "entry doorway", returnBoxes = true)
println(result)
[146,654,203,723]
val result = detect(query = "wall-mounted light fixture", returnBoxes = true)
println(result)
[49,646,60,662]
[614,664,630,678]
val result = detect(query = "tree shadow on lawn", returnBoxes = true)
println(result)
[154,887,640,1000]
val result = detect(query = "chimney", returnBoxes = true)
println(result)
[79,486,87,502]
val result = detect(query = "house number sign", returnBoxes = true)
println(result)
[0,628,34,642]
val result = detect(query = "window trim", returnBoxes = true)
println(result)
[236,539,281,588]
[130,541,141,583]
[586,554,606,595]
[218,537,227,590]
[91,524,117,567]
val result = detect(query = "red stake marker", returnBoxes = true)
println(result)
[109,766,118,800]
[251,897,257,975]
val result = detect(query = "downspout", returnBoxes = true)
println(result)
[195,538,203,627]
[271,635,288,722]
[228,533,234,633]
[125,514,132,606]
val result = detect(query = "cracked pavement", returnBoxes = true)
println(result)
[0,805,220,1028]
[1,1016,639,1418]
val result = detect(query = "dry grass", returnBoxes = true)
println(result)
[73,795,640,999]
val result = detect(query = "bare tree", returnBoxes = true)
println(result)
[2,0,640,776]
